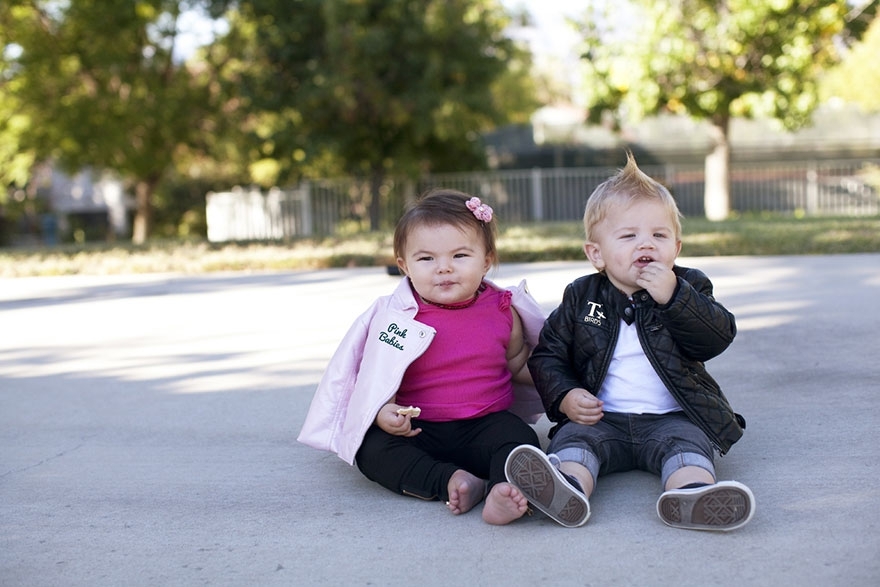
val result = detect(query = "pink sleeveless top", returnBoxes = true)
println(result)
[395,282,514,422]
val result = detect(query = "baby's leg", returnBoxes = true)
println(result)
[559,461,595,496]
[356,425,458,501]
[482,481,530,525]
[664,465,715,491]
[446,469,486,515]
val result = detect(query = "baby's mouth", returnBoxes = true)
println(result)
[637,256,654,264]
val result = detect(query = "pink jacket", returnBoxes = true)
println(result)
[297,277,547,464]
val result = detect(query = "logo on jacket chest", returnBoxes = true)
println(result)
[582,301,605,326]
[378,322,407,350]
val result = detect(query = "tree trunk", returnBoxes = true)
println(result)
[704,115,731,221]
[131,178,156,244]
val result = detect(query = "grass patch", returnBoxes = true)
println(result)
[679,216,880,256]
[1,215,878,277]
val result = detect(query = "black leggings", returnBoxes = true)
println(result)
[355,410,540,502]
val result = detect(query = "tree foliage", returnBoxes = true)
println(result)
[0,0,229,242]
[821,9,880,112]
[577,0,878,219]
[219,0,532,229]
[2,0,535,240]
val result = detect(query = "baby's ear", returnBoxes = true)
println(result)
[583,242,604,269]
[483,252,494,273]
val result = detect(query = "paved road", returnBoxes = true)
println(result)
[2,254,879,586]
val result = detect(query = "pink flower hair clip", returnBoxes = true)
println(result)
[466,197,493,223]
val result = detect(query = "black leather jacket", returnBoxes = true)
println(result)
[528,265,745,455]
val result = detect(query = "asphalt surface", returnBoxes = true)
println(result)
[2,254,879,586]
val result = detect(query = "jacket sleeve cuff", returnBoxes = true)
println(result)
[656,277,684,311]
[549,389,571,421]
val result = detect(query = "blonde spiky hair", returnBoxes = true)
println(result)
[583,151,683,243]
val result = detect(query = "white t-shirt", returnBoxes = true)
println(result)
[597,319,682,414]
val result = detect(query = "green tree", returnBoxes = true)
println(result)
[0,0,226,242]
[577,0,878,220]
[223,0,531,230]
[821,11,880,112]
[0,81,33,191]
[204,1,330,189]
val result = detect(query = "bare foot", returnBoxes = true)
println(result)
[446,469,486,515]
[482,482,529,525]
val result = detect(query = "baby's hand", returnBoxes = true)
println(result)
[636,262,677,305]
[559,388,604,425]
[375,403,422,437]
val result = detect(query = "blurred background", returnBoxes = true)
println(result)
[1,0,878,248]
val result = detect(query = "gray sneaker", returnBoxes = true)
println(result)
[657,481,755,531]
[504,445,590,528]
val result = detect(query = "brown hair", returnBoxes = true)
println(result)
[583,151,683,242]
[393,188,499,266]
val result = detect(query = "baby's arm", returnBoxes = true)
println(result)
[374,402,422,437]
[506,308,533,385]
[658,269,736,359]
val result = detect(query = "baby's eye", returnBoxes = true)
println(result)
[453,253,470,258]
[417,255,433,262]
[654,232,668,239]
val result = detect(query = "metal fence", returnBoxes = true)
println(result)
[206,159,880,241]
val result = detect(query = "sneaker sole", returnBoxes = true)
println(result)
[504,445,590,528]
[657,481,755,531]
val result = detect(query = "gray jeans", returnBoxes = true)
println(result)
[548,411,716,490]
